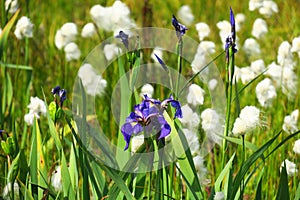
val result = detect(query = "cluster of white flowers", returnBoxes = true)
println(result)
[55,22,81,61]
[201,108,223,145]
[232,106,260,136]
[14,16,34,40]
[282,109,299,134]
[24,96,47,125]
[249,0,278,18]
[293,139,300,154]
[177,5,194,26]
[255,78,277,107]
[5,0,18,14]
[103,43,122,61]
[281,159,298,176]
[180,104,200,130]
[191,41,216,73]
[78,63,107,96]
[90,1,136,36]
[139,84,154,98]
[291,36,300,58]
[216,20,231,46]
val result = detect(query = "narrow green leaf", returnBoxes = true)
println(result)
[222,136,258,151]
[255,171,263,200]
[276,164,290,200]
[7,152,20,183]
[61,151,76,199]
[294,182,300,200]
[0,62,32,70]
[214,153,236,192]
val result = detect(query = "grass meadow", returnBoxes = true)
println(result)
[0,0,300,199]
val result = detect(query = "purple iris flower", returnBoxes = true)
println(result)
[172,15,188,40]
[154,53,168,72]
[51,86,67,107]
[121,95,182,150]
[225,7,237,58]
[115,31,129,49]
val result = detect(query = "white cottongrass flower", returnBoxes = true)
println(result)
[214,191,225,200]
[293,139,300,154]
[281,159,298,176]
[291,36,300,58]
[183,129,200,156]
[51,166,62,191]
[255,78,276,107]
[193,155,207,180]
[81,23,96,38]
[252,18,268,39]
[187,84,205,106]
[234,66,255,85]
[179,104,200,130]
[78,63,107,96]
[177,5,194,26]
[55,22,78,49]
[90,1,136,35]
[199,41,216,54]
[201,108,223,145]
[282,109,299,134]
[64,42,81,61]
[191,41,215,74]
[131,134,144,153]
[208,79,218,90]
[250,59,265,75]
[14,16,34,40]
[24,96,47,125]
[2,182,19,199]
[249,0,263,11]
[140,84,154,98]
[259,0,278,18]
[216,20,231,45]
[151,47,163,62]
[232,106,260,136]
[103,44,122,61]
[243,38,261,57]
[277,41,295,69]
[195,22,210,41]
[5,0,18,14]
[235,13,246,32]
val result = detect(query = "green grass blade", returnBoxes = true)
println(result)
[222,136,258,151]
[0,62,32,70]
[214,153,236,192]
[255,169,263,200]
[294,182,300,200]
[61,151,76,199]
[275,164,290,200]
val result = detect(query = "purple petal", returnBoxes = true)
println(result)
[121,123,134,150]
[170,100,182,118]
[154,53,168,72]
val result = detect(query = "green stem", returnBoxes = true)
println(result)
[175,39,183,99]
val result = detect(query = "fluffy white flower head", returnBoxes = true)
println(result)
[140,84,154,98]
[24,96,46,125]
[281,159,298,176]
[2,182,19,199]
[51,166,62,191]
[293,139,300,154]
[291,36,300,57]
[179,104,200,130]
[259,0,278,18]
[195,22,210,41]
[201,108,223,145]
[277,41,295,68]
[78,64,107,96]
[104,44,122,61]
[183,129,200,156]
[283,109,299,134]
[232,106,260,136]
[5,0,18,14]
[177,5,194,26]
[255,78,276,107]
[235,13,246,31]
[64,42,81,61]
[214,191,225,200]
[81,23,96,38]
[249,0,263,11]
[55,22,78,49]
[243,38,261,57]
[14,16,34,40]
[187,84,205,106]
[151,47,163,62]
[252,18,268,39]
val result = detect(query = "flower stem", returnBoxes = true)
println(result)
[175,39,183,99]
